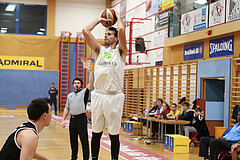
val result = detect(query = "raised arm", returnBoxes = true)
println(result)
[86,65,94,91]
[114,9,128,62]
[82,18,112,57]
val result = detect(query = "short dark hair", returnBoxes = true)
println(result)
[27,98,49,121]
[72,77,83,85]
[182,101,190,107]
[52,83,54,85]
[157,98,163,103]
[171,103,177,107]
[108,27,118,37]
[195,107,202,112]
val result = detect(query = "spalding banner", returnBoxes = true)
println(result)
[0,55,44,70]
[209,36,234,58]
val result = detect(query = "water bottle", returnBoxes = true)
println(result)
[145,109,148,117]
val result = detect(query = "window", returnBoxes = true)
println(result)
[0,4,15,33]
[0,3,47,35]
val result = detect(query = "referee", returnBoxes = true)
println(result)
[61,65,93,160]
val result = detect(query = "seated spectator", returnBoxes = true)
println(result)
[178,101,194,136]
[167,103,182,119]
[179,97,186,105]
[199,111,240,160]
[148,99,157,115]
[192,108,209,139]
[149,98,163,138]
[149,98,163,115]
[231,143,240,160]
[155,102,170,117]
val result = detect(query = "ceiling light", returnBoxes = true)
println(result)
[1,27,7,30]
[1,30,7,33]
[5,5,16,12]
[37,32,44,35]
[195,0,207,4]
[40,28,45,31]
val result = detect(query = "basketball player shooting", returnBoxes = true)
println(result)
[82,9,127,160]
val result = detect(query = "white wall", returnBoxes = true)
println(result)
[55,0,106,38]
[112,0,165,68]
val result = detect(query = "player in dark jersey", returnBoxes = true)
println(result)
[48,83,58,115]
[0,98,52,160]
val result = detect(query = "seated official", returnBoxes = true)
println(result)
[199,111,240,160]
[154,102,170,117]
[148,98,163,138]
[149,98,163,115]
[178,101,194,136]
[167,103,182,119]
[184,107,210,140]
[153,102,170,134]
[192,108,209,139]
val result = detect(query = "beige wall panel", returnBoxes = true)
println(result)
[0,34,59,71]
[133,69,139,88]
[165,20,240,47]
[139,68,145,88]
[234,31,240,57]
[47,0,55,36]
[164,32,239,65]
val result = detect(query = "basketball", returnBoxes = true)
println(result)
[100,8,117,26]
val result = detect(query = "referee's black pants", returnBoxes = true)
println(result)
[199,137,232,160]
[69,113,89,160]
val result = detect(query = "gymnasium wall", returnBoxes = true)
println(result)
[55,0,106,38]
[0,70,58,109]
[112,0,169,68]
[0,0,59,109]
[0,34,59,109]
[164,20,240,65]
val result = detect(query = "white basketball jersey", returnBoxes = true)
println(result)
[94,46,125,92]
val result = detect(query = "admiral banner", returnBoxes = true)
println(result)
[209,36,234,58]
[184,42,204,61]
[0,55,44,70]
[226,0,240,22]
[181,6,208,35]
[209,0,225,27]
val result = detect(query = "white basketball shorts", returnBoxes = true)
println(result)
[91,90,125,135]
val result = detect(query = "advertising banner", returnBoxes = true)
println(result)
[155,8,173,30]
[183,42,204,61]
[226,0,240,22]
[181,6,208,34]
[162,0,174,10]
[209,36,234,58]
[209,0,226,27]
[0,55,44,70]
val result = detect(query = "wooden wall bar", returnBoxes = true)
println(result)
[123,63,197,118]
